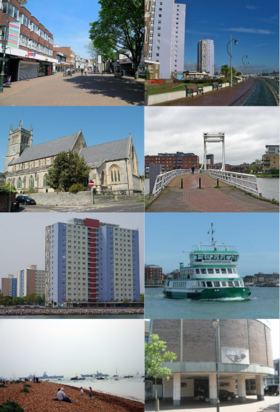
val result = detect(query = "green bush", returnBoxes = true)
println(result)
[0,384,7,387]
[145,69,150,80]
[20,387,29,393]
[0,400,24,412]
[69,183,86,193]
[23,384,31,387]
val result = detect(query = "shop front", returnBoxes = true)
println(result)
[38,61,53,77]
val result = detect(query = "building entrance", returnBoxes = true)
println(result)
[194,378,209,398]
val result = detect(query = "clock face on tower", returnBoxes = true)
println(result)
[11,146,16,153]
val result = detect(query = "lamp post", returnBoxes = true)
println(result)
[242,54,248,77]
[0,0,28,93]
[211,319,220,412]
[227,35,238,87]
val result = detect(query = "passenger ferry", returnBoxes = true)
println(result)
[163,224,251,300]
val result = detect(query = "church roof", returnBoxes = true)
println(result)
[81,138,130,167]
[9,133,79,165]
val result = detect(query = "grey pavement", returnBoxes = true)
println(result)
[145,396,279,411]
[16,202,144,213]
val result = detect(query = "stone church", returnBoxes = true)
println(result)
[4,121,143,194]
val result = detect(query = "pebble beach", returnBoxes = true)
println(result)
[0,381,144,412]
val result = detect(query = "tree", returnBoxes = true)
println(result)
[0,183,17,194]
[254,159,262,164]
[236,71,242,76]
[138,294,144,303]
[221,65,236,79]
[25,293,37,305]
[145,334,177,411]
[12,297,25,305]
[35,295,44,305]
[47,152,90,192]
[89,0,144,78]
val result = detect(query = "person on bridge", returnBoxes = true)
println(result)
[191,166,195,174]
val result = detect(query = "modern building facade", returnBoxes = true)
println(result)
[262,145,279,171]
[145,152,199,173]
[0,0,56,81]
[4,121,143,194]
[145,264,164,285]
[45,218,140,305]
[146,319,274,405]
[53,46,75,68]
[147,0,186,79]
[1,274,17,297]
[197,39,214,76]
[17,265,45,297]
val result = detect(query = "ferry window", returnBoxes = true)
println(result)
[212,255,219,260]
[187,275,190,279]
[225,255,231,261]
[201,268,207,274]
[214,281,220,287]
[240,281,244,286]
[203,254,210,260]
[219,255,225,260]
[232,255,238,262]
[221,281,227,287]
[202,281,206,287]
[215,269,220,273]
[228,281,233,286]
[221,269,226,274]
[228,269,233,274]
[208,268,214,274]
[206,281,213,287]
[233,269,237,274]
[210,255,215,260]
[234,281,239,287]
[197,255,202,262]
[196,269,200,274]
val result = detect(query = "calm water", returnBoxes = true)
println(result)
[0,315,143,319]
[43,376,144,402]
[145,287,279,319]
[256,178,279,201]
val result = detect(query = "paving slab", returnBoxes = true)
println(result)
[0,73,144,106]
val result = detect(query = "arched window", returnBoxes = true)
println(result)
[110,165,121,183]
[101,171,105,185]
[118,170,120,182]
[29,176,34,188]
[111,171,113,182]
[43,174,48,187]
[114,171,117,182]
[17,178,22,189]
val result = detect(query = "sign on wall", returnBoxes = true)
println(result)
[221,347,250,365]
[7,22,20,49]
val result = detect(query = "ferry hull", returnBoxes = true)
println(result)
[163,287,251,300]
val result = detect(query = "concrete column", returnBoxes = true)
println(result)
[173,373,181,407]
[222,137,226,171]
[209,373,217,405]
[237,374,246,403]
[203,140,207,170]
[256,375,264,400]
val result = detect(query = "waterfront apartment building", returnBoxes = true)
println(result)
[262,145,279,171]
[53,46,75,68]
[1,274,17,297]
[145,152,199,174]
[0,0,55,82]
[197,39,214,76]
[45,218,140,305]
[147,0,186,79]
[17,265,45,298]
[145,264,164,285]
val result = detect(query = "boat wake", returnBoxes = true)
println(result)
[199,297,250,302]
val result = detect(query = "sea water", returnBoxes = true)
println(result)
[145,287,279,319]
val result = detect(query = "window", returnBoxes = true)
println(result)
[17,178,22,189]
[213,281,220,287]
[31,22,38,34]
[43,174,48,188]
[20,34,29,47]
[20,14,30,27]
[3,2,19,20]
[29,176,34,188]
[110,166,121,183]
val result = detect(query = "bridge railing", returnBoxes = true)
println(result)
[209,170,261,196]
[152,169,190,197]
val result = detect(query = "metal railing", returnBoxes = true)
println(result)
[152,169,190,197]
[209,170,261,196]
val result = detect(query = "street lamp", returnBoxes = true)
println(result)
[242,54,248,77]
[0,0,28,93]
[211,319,220,412]
[227,35,238,87]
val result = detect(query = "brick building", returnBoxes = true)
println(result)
[0,0,56,81]
[1,274,17,297]
[17,264,45,298]
[145,264,164,285]
[262,145,279,171]
[53,46,75,68]
[145,152,199,174]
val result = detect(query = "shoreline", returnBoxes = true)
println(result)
[0,308,144,316]
[0,381,144,411]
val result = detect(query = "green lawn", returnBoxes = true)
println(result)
[146,83,213,95]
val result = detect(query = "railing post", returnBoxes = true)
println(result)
[199,178,201,188]
[181,179,183,188]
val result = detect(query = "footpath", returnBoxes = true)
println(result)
[146,174,279,213]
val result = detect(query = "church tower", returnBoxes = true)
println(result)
[4,121,33,172]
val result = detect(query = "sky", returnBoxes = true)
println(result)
[0,213,145,293]
[145,107,279,165]
[22,0,101,58]
[0,107,144,174]
[177,0,279,73]
[145,213,279,276]
[0,319,144,378]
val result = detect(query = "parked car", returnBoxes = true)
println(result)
[218,390,236,401]
[264,385,279,396]
[16,195,36,205]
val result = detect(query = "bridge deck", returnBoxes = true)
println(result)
[146,173,279,213]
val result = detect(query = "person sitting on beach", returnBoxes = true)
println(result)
[80,387,83,397]
[56,388,72,403]
[89,387,93,401]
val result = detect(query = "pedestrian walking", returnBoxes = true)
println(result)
[89,387,93,401]
[80,387,84,397]
[81,68,84,75]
